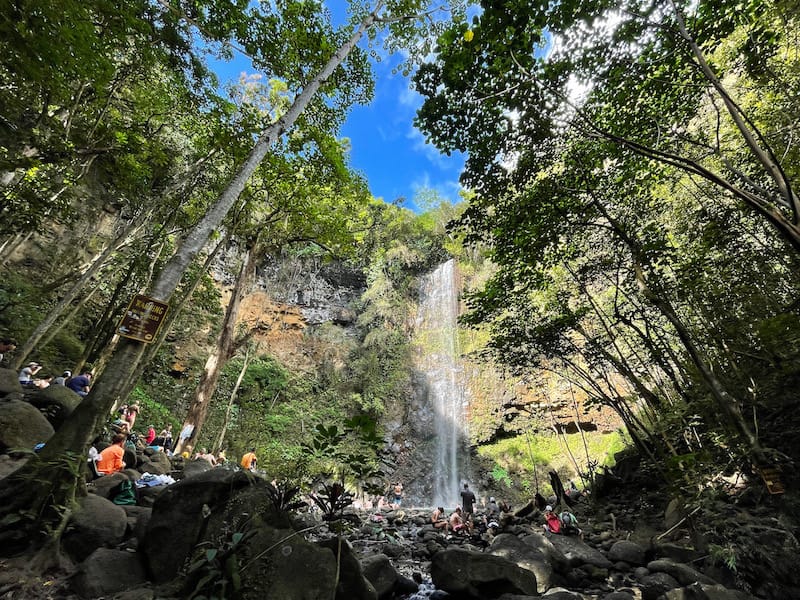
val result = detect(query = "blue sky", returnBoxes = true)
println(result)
[207,6,465,213]
[341,53,466,210]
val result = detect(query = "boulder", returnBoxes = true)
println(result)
[138,451,171,475]
[0,368,23,395]
[0,400,54,451]
[664,582,758,599]
[488,532,557,593]
[26,385,82,428]
[62,494,128,562]
[431,547,539,599]
[88,472,129,500]
[361,553,401,599]
[640,572,681,600]
[546,533,613,569]
[319,537,378,600]
[237,526,338,600]
[141,469,282,582]
[72,548,147,599]
[182,458,214,478]
[122,505,152,539]
[647,559,718,586]
[0,453,28,480]
[608,540,646,566]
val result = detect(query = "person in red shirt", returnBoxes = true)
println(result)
[97,433,127,474]
[543,505,561,534]
[145,425,156,446]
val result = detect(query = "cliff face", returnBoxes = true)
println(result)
[210,252,366,370]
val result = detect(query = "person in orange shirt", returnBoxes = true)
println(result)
[240,448,257,471]
[96,433,127,474]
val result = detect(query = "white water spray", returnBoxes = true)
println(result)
[415,259,470,507]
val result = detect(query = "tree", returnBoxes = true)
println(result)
[411,0,800,469]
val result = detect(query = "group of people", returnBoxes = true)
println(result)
[428,482,583,541]
[430,483,502,537]
[16,360,93,396]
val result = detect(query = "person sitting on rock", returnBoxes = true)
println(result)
[240,448,257,471]
[559,510,584,540]
[195,448,217,466]
[543,505,561,534]
[52,370,71,386]
[18,361,42,386]
[145,424,156,446]
[431,506,449,532]
[449,506,471,535]
[96,433,127,475]
[66,369,92,397]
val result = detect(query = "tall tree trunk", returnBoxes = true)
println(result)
[174,246,255,456]
[114,237,227,409]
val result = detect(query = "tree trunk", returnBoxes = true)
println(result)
[114,237,227,410]
[174,246,255,456]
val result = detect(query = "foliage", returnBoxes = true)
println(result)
[478,430,628,500]
[185,528,256,600]
[308,481,355,522]
[129,386,181,433]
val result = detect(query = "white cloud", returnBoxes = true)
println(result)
[410,172,463,205]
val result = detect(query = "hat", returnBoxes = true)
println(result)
[489,497,495,502]
[545,505,553,512]
[63,370,72,377]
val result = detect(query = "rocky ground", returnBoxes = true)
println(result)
[1,368,798,599]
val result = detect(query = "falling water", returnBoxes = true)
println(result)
[415,259,471,508]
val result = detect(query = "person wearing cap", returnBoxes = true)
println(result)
[18,361,42,386]
[52,370,71,386]
[543,505,561,534]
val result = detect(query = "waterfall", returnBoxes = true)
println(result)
[415,259,471,508]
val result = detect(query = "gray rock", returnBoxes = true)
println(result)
[640,572,681,600]
[141,469,288,582]
[0,399,54,451]
[319,538,377,600]
[489,532,557,593]
[663,582,758,599]
[72,548,147,599]
[431,547,539,599]
[647,559,718,586]
[26,385,82,428]
[608,540,646,566]
[361,553,400,600]
[88,472,129,500]
[0,368,23,395]
[602,592,635,599]
[138,451,171,475]
[63,494,128,562]
[546,533,614,569]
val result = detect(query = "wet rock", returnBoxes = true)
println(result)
[63,494,127,562]
[72,548,147,599]
[608,540,646,566]
[0,399,54,451]
[647,559,718,586]
[431,547,538,599]
[640,572,681,600]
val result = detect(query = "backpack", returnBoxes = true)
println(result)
[111,480,137,505]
